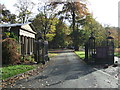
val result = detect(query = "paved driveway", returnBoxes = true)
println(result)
[7,50,118,88]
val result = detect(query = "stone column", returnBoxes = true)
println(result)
[30,38,31,54]
[28,37,31,55]
[33,38,34,53]
[19,36,21,55]
[24,36,27,55]
[26,37,28,55]
[27,37,30,55]
[31,38,33,53]
[22,36,25,56]
[21,36,24,55]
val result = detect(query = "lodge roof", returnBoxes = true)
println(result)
[0,22,37,34]
[0,22,32,27]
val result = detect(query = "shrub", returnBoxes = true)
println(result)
[9,32,18,41]
[24,55,35,62]
[2,38,21,65]
[20,55,35,64]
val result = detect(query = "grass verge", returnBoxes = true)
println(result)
[114,52,120,57]
[75,51,85,59]
[1,65,36,80]
[75,51,119,59]
[48,53,58,58]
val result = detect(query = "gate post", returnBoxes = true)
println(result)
[88,32,96,61]
[107,36,114,64]
[85,42,88,61]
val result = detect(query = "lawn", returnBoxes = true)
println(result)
[75,51,120,59]
[1,65,36,80]
[114,52,120,57]
[75,51,85,59]
[48,53,58,58]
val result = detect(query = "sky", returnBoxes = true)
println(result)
[87,0,119,27]
[119,1,120,27]
[0,0,119,27]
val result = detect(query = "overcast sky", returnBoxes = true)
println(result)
[88,0,119,27]
[0,0,119,27]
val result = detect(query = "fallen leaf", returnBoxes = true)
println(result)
[46,81,48,83]
[42,84,44,86]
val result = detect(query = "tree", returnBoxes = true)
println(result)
[49,20,71,48]
[0,4,17,24]
[14,0,35,23]
[33,12,58,41]
[81,15,107,45]
[49,1,89,50]
[33,3,58,40]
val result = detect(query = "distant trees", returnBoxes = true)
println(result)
[32,12,57,41]
[33,2,60,41]
[82,15,107,43]
[14,0,35,23]
[33,12,72,48]
[1,1,119,50]
[49,1,89,50]
[49,20,71,48]
[1,0,35,24]
[0,4,17,24]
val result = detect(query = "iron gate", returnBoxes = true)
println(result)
[85,33,114,64]
[34,40,49,64]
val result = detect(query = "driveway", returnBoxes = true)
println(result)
[6,50,119,88]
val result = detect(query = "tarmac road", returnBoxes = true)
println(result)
[11,50,118,88]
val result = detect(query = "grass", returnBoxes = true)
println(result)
[48,53,58,58]
[75,51,120,59]
[75,51,85,59]
[1,65,36,80]
[114,52,120,57]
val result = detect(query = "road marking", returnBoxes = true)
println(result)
[93,68,118,80]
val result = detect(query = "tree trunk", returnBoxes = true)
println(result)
[72,10,79,50]
[72,10,75,32]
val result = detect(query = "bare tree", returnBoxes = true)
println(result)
[14,0,35,23]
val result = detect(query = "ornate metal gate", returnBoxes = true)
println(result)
[85,32,114,64]
[34,39,49,64]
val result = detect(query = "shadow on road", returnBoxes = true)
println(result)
[48,49,117,81]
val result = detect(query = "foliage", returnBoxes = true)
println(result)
[115,48,120,57]
[48,53,58,58]
[1,65,35,80]
[0,4,17,24]
[49,1,90,50]
[24,55,35,62]
[33,12,58,41]
[75,51,85,60]
[14,0,35,23]
[114,53,120,57]
[82,15,107,45]
[9,32,19,41]
[3,32,18,41]
[2,38,20,65]
[20,54,35,64]
[4,32,10,37]
[49,20,71,48]
[46,34,55,41]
